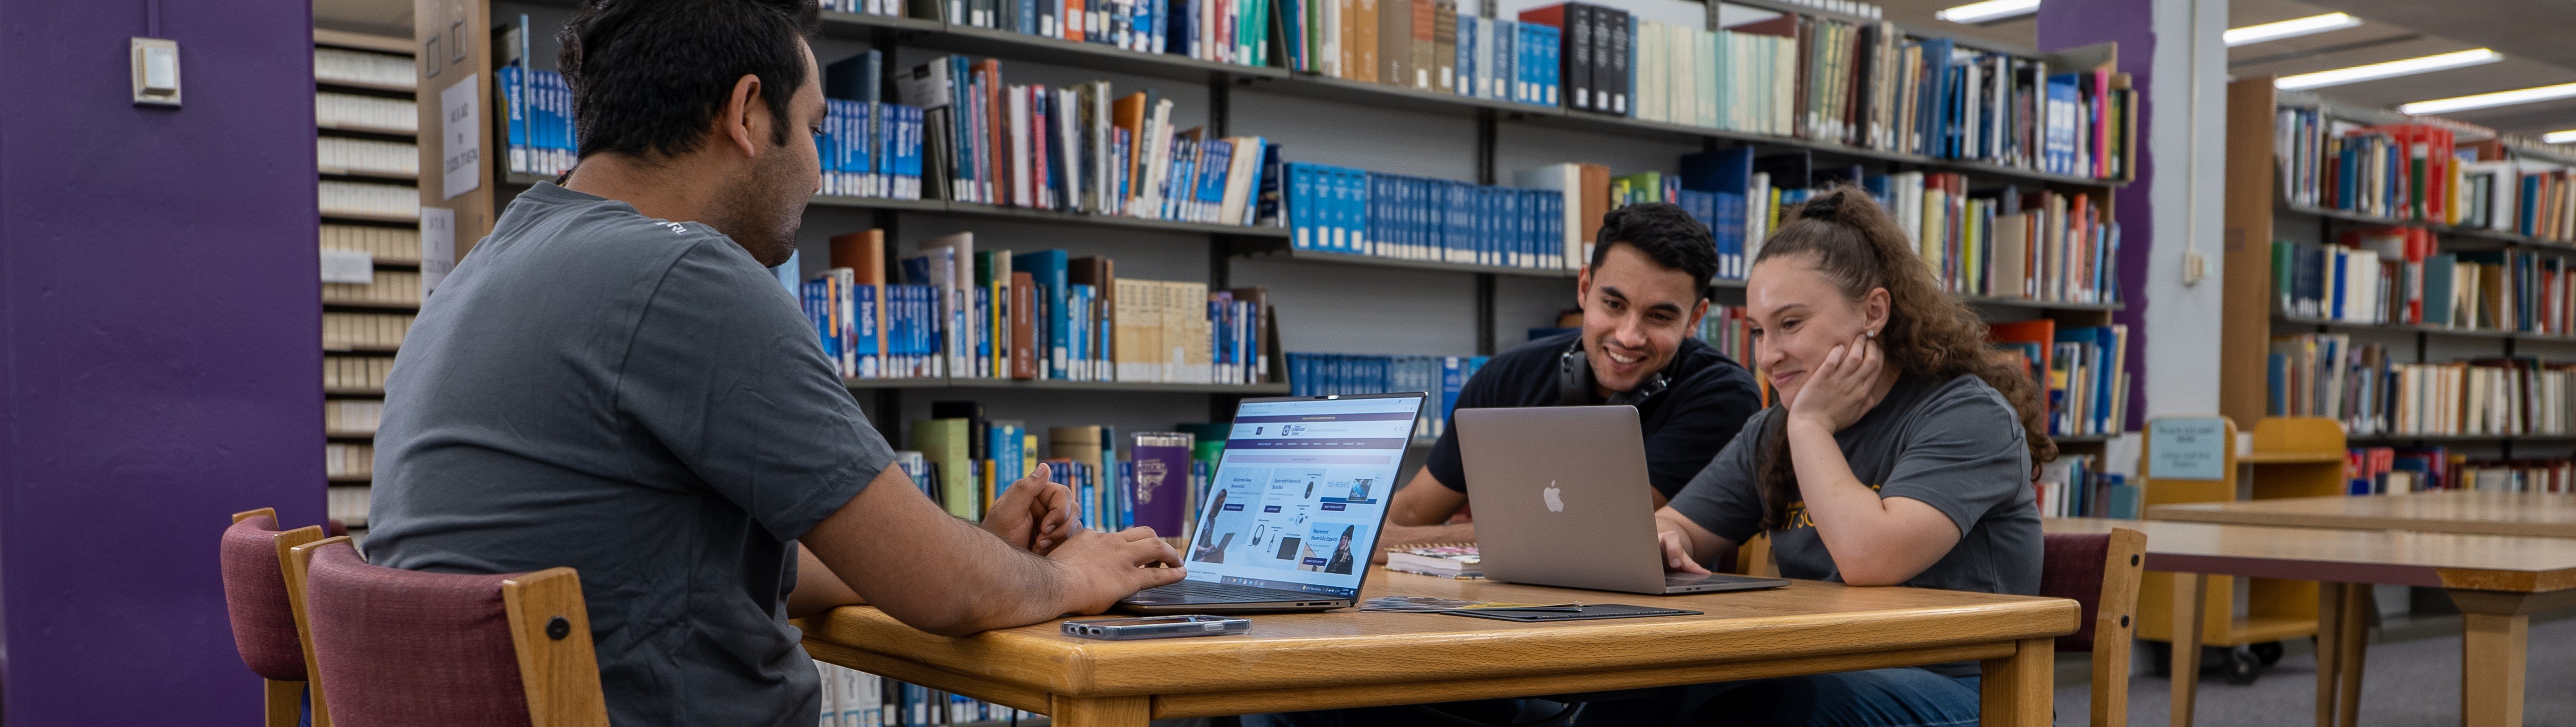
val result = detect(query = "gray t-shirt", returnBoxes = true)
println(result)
[367,182,890,727]
[1670,374,2040,669]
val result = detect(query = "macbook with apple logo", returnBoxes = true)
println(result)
[1454,406,1791,596]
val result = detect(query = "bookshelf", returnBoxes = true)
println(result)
[414,0,2144,477]
[2223,75,2576,454]
[316,29,424,532]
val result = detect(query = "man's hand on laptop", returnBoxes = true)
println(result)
[984,462,1080,555]
[1049,526,1187,615]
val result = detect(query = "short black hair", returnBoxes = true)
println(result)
[558,0,822,161]
[1590,202,1719,300]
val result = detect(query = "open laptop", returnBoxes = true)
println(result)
[1455,405,1791,596]
[1118,392,1429,614]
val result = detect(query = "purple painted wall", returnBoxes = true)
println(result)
[2039,0,2154,431]
[0,0,321,723]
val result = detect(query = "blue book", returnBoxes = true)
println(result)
[1540,22,1560,107]
[1463,18,1484,98]
[1011,250,1071,377]
[1496,19,1516,104]
[1196,140,1232,222]
[1917,38,1955,158]
[855,283,880,378]
[498,65,527,172]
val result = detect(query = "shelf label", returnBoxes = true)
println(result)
[441,73,481,200]
[319,249,373,284]
[419,207,455,293]
[2149,417,2228,481]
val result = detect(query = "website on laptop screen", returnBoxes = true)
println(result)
[1179,395,1424,598]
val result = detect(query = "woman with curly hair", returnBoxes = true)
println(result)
[1627,183,2055,727]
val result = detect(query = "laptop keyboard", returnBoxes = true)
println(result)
[1138,580,1295,601]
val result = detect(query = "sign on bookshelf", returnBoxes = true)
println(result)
[2149,417,2227,481]
[439,73,481,199]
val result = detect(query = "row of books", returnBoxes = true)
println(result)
[323,356,393,393]
[1987,320,2130,437]
[793,230,1274,384]
[325,400,384,436]
[901,404,1213,532]
[496,66,578,177]
[322,312,412,351]
[807,0,2132,182]
[321,224,423,264]
[2034,454,2136,519]
[2274,233,2576,335]
[2343,448,2576,494]
[315,92,416,132]
[1694,305,1754,368]
[2275,113,2455,221]
[322,269,423,308]
[2269,335,2576,437]
[318,136,417,177]
[326,485,371,526]
[893,54,1280,224]
[813,660,1034,727]
[325,442,374,479]
[1283,163,1571,270]
[319,180,418,219]
[2274,112,2576,244]
[1283,352,1489,438]
[314,47,413,90]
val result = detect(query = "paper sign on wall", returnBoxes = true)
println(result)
[419,208,456,293]
[441,73,481,199]
[2148,417,2227,481]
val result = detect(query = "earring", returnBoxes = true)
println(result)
[1865,329,1877,339]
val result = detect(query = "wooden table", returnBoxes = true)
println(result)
[2047,517,2576,727]
[2148,490,2576,538]
[798,571,2077,727]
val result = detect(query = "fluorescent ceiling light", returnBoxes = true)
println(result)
[2544,130,2576,144]
[1936,0,2038,24]
[2224,12,2361,47]
[2274,49,2502,90]
[2400,83,2576,115]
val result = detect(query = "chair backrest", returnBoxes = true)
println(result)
[2040,528,2147,727]
[220,509,311,681]
[294,537,609,727]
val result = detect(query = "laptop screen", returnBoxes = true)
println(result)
[1178,393,1425,599]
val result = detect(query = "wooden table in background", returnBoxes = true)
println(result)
[798,571,2077,727]
[2148,490,2576,538]
[2047,517,2576,727]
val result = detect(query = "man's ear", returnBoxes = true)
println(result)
[720,73,765,158]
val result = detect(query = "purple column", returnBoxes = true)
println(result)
[0,0,321,723]
[2039,0,2154,431]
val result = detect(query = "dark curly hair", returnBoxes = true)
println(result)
[559,0,821,161]
[1747,185,2057,531]
[1592,202,1720,300]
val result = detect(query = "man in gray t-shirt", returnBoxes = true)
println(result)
[366,3,1182,725]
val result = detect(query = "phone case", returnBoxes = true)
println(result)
[1063,615,1253,640]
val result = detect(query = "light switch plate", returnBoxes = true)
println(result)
[131,37,180,107]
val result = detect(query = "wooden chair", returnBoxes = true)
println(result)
[1735,532,1778,577]
[289,536,610,727]
[2040,528,2149,727]
[218,507,333,727]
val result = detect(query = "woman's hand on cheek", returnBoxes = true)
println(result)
[1784,333,1885,433]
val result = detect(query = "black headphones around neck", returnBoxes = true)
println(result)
[1557,340,1670,407]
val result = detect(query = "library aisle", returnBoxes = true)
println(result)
[2,0,2575,723]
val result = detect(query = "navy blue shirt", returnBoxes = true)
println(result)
[1427,331,1762,499]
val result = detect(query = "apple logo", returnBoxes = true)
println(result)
[1542,481,1564,513]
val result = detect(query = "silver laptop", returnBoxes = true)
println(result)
[1117,392,1428,614]
[1456,405,1791,596]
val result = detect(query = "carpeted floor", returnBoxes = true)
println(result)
[2055,615,2576,726]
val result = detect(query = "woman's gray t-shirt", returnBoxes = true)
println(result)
[1668,373,2041,598]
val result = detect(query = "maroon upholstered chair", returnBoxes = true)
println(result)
[219,507,333,727]
[290,536,609,727]
[2040,528,2149,727]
